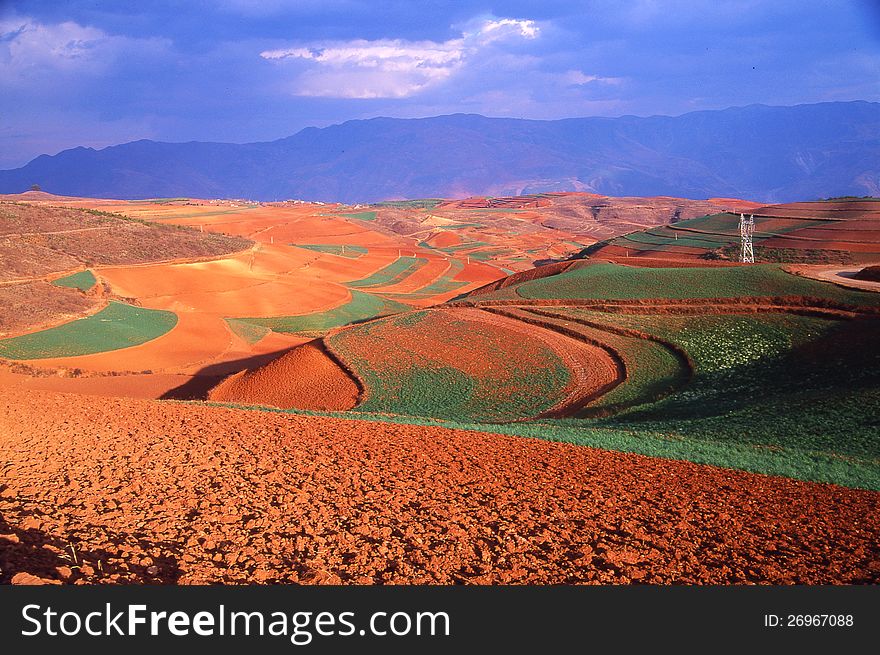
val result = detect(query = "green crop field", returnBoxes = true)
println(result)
[371,199,443,209]
[232,290,410,335]
[577,313,878,455]
[337,211,377,221]
[347,256,428,289]
[0,301,177,360]
[212,260,880,489]
[468,248,512,261]
[434,223,484,230]
[678,212,830,236]
[622,228,735,248]
[328,310,571,422]
[528,309,688,413]
[294,243,368,258]
[510,309,879,488]
[513,262,880,306]
[438,240,491,253]
[381,259,468,300]
[51,269,97,291]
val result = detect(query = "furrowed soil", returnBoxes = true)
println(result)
[0,386,877,585]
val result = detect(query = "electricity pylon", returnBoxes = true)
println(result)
[740,213,755,263]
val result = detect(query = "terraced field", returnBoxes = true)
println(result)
[597,202,880,263]
[326,309,577,422]
[232,290,411,336]
[294,243,368,258]
[227,259,878,489]
[336,211,377,221]
[0,301,177,360]
[346,256,429,289]
[2,194,878,587]
[511,261,880,306]
[502,307,689,415]
[50,269,97,291]
[381,259,469,300]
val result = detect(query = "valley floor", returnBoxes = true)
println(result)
[0,385,877,585]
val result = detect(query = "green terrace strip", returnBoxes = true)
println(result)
[294,243,368,259]
[327,310,571,422]
[346,256,428,289]
[336,211,377,221]
[433,223,484,230]
[50,269,96,291]
[382,260,468,300]
[0,301,177,360]
[681,212,836,233]
[611,214,835,252]
[514,261,880,306]
[563,313,880,462]
[525,309,688,414]
[371,199,443,209]
[225,318,270,345]
[468,248,512,261]
[230,290,410,335]
[437,240,491,254]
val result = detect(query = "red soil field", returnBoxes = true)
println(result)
[1,386,877,584]
[424,231,462,248]
[473,307,620,417]
[208,340,359,411]
[707,197,764,211]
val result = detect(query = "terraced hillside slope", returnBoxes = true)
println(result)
[591,199,880,264]
[219,260,880,490]
[0,201,249,336]
[2,193,878,586]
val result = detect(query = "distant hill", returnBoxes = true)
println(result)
[1,101,878,203]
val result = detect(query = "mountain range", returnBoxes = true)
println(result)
[1,101,878,203]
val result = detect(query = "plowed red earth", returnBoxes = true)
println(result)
[1,386,877,585]
[207,340,359,411]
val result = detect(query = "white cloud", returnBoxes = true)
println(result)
[260,17,540,98]
[562,70,624,86]
[0,17,168,86]
[469,18,539,42]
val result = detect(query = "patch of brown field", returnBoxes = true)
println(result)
[208,340,359,411]
[0,386,877,585]
[0,239,83,281]
[0,202,250,272]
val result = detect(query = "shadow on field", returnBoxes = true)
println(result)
[0,507,183,584]
[160,348,292,400]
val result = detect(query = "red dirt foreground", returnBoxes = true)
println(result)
[1,386,878,585]
[207,340,359,411]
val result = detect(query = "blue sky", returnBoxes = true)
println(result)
[1,0,878,168]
